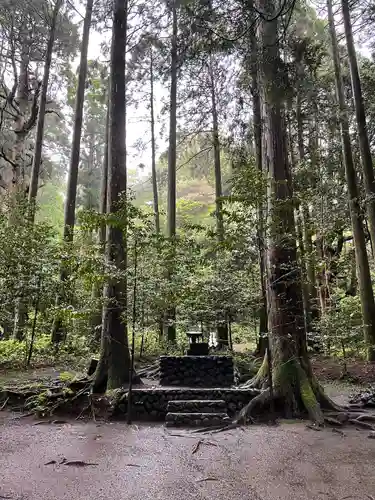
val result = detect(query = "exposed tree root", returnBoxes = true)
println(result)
[235,388,272,424]
[348,419,375,430]
[354,414,375,423]
[315,386,347,412]
[324,416,343,426]
[240,357,268,389]
[0,377,111,419]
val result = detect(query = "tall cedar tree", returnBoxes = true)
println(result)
[150,48,160,234]
[93,0,131,391]
[13,0,63,341]
[245,0,267,356]
[208,55,229,347]
[89,103,109,340]
[166,0,178,342]
[327,0,375,361]
[51,0,94,342]
[239,0,336,423]
[341,0,375,257]
[29,0,63,207]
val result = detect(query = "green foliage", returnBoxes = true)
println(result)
[0,334,93,369]
[318,295,363,357]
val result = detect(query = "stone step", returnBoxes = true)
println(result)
[167,399,226,413]
[165,412,231,427]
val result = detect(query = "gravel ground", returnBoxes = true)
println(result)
[1,412,375,500]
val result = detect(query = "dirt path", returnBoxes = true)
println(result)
[1,413,375,500]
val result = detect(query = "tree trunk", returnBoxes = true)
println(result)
[166,1,178,343]
[208,56,229,348]
[11,40,30,191]
[295,78,315,336]
[301,203,318,319]
[295,204,311,337]
[240,0,330,423]
[287,103,312,343]
[12,33,34,339]
[90,103,109,341]
[209,60,224,243]
[249,26,267,356]
[149,52,164,339]
[99,103,109,243]
[346,247,358,297]
[328,0,375,361]
[93,0,130,391]
[51,0,93,343]
[150,49,160,235]
[342,0,375,257]
[28,0,62,208]
[63,0,93,241]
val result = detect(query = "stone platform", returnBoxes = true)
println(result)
[159,355,234,387]
[115,387,259,421]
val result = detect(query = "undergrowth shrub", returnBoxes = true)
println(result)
[0,334,95,370]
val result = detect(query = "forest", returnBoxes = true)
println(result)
[1,0,375,426]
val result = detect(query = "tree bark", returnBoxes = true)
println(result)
[28,0,62,208]
[328,0,375,361]
[241,0,328,423]
[295,75,314,336]
[11,38,30,191]
[149,51,164,339]
[249,24,267,356]
[150,49,160,235]
[166,0,178,343]
[51,0,93,343]
[63,0,93,241]
[208,59,224,243]
[341,0,375,257]
[90,103,109,341]
[208,56,229,348]
[11,36,31,340]
[94,0,131,391]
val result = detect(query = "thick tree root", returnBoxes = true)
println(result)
[240,357,268,389]
[0,377,110,419]
[324,416,343,426]
[316,386,347,413]
[235,388,272,424]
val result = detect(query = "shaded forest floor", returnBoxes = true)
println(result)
[311,356,375,385]
[1,411,375,500]
[1,353,374,389]
[1,357,375,499]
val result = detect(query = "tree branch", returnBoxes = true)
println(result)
[0,147,17,168]
[21,81,42,134]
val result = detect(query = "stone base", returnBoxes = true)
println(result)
[165,412,231,427]
[160,355,234,387]
[186,343,209,355]
[114,387,259,421]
